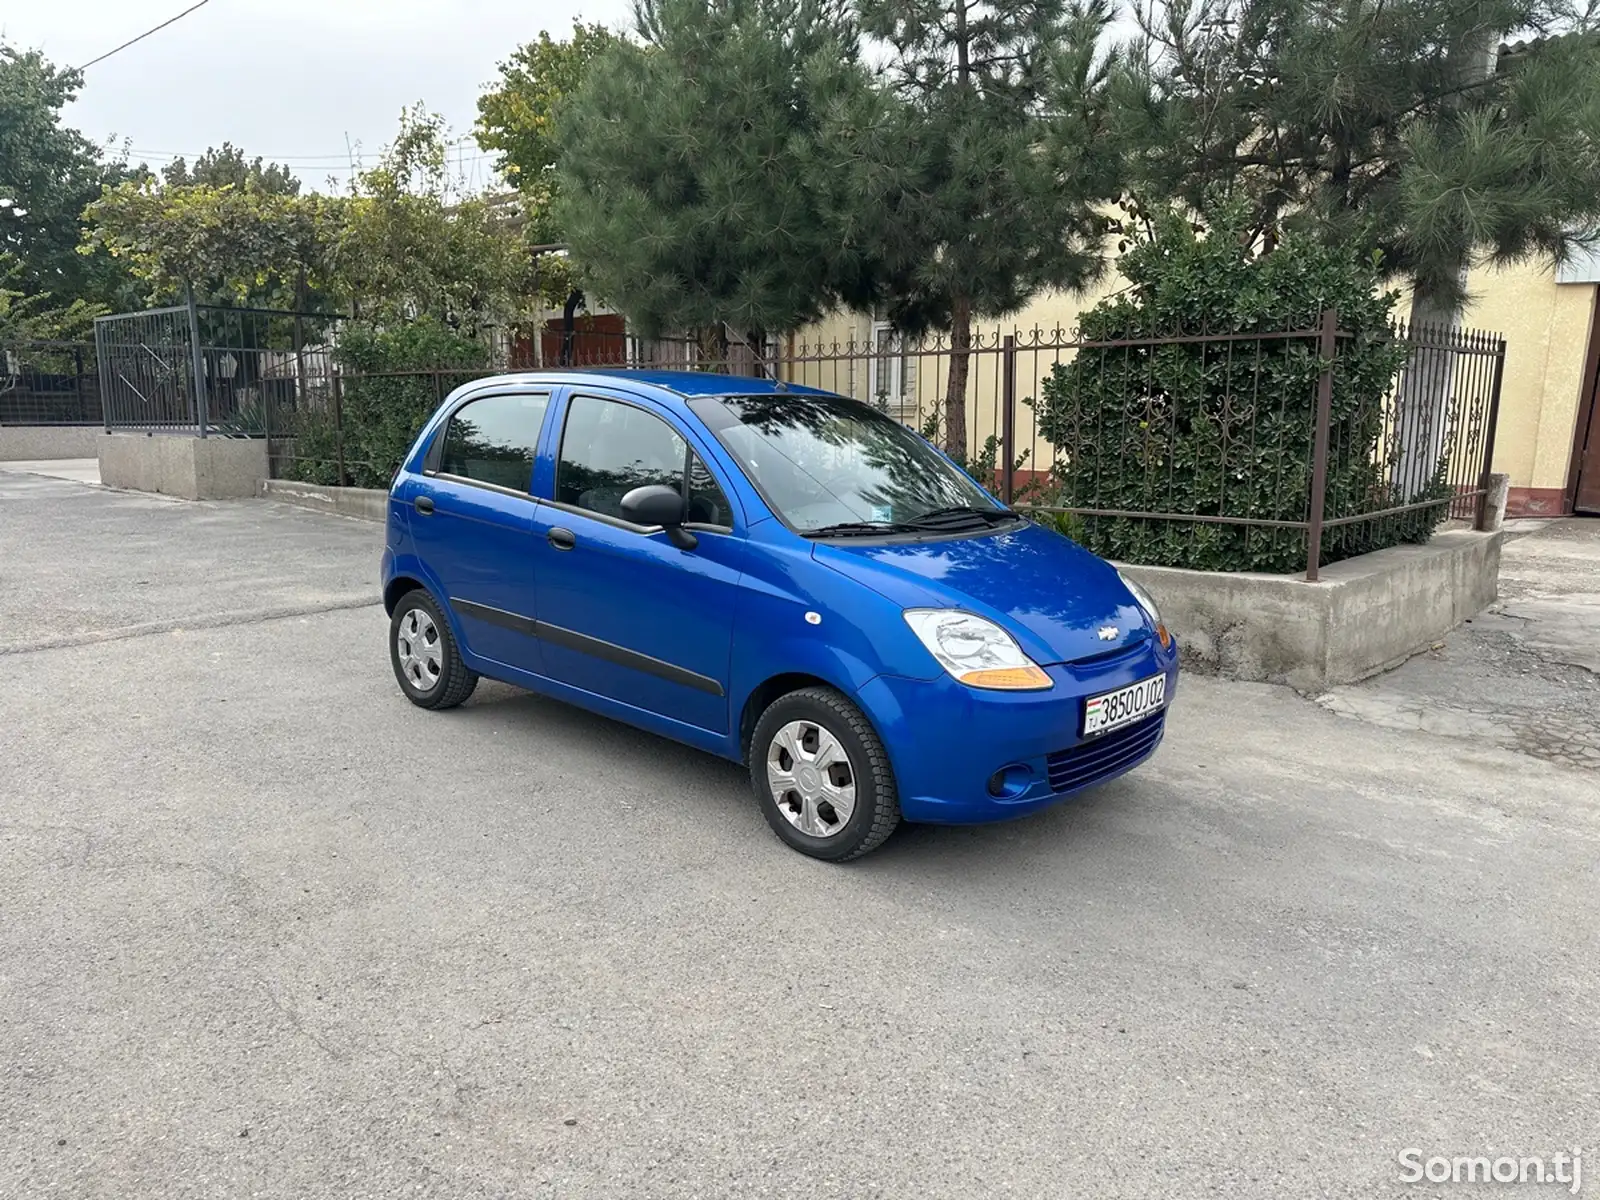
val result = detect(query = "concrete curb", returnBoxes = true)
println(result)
[261,478,388,522]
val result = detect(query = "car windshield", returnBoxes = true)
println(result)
[690,393,1005,534]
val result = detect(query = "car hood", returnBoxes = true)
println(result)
[812,520,1151,666]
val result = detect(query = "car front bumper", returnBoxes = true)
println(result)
[857,638,1179,825]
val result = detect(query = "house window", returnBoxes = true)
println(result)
[868,321,916,424]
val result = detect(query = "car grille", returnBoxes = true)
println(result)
[1046,713,1166,794]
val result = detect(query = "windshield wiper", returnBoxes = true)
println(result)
[904,505,1017,528]
[803,520,919,538]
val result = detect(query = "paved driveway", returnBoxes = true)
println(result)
[3,472,1597,1199]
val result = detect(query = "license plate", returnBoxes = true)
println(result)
[1082,674,1167,737]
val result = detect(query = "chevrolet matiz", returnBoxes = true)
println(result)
[380,370,1178,861]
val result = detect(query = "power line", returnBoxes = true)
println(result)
[78,0,215,71]
[125,136,484,165]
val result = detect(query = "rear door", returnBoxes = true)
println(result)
[409,388,551,674]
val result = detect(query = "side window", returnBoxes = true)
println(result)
[687,453,733,528]
[557,396,687,520]
[437,393,549,492]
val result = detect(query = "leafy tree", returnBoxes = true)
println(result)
[0,45,137,327]
[83,178,336,309]
[333,105,525,330]
[852,0,1123,456]
[553,0,885,354]
[85,106,524,328]
[476,22,622,244]
[161,142,301,196]
[0,253,103,343]
[1111,0,1600,318]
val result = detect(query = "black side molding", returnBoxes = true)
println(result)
[449,600,724,697]
[535,620,725,696]
[453,598,536,636]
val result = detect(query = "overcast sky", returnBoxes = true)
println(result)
[4,0,635,192]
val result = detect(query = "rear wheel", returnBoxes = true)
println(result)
[750,686,900,861]
[390,589,478,709]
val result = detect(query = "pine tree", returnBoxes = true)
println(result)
[1112,0,1600,317]
[553,0,882,354]
[853,0,1122,455]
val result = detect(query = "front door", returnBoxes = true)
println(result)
[409,388,551,673]
[1574,370,1600,515]
[529,391,742,734]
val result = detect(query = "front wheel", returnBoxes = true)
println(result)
[750,686,900,861]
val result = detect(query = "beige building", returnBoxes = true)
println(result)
[785,260,1600,517]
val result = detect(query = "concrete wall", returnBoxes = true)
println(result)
[1121,531,1503,691]
[260,479,388,522]
[0,425,104,461]
[98,434,267,501]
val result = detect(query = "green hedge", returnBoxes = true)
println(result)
[1031,208,1445,573]
[280,319,490,489]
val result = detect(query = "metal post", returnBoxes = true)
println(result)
[73,346,87,424]
[263,345,273,474]
[94,319,111,433]
[1474,340,1508,531]
[332,372,347,487]
[1305,307,1338,581]
[1001,334,1017,503]
[185,283,209,437]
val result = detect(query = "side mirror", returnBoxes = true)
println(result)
[621,484,697,550]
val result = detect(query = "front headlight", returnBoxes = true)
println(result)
[903,609,1052,690]
[1118,571,1172,649]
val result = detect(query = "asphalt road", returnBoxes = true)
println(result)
[3,468,1597,1199]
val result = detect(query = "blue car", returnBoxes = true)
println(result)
[381,370,1177,861]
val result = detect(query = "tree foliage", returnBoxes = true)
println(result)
[476,22,622,244]
[83,179,333,309]
[1033,204,1426,573]
[84,106,525,328]
[852,0,1123,454]
[161,142,301,196]
[0,45,136,330]
[1112,0,1600,310]
[553,0,885,346]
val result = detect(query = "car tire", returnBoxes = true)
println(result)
[750,686,900,861]
[390,589,478,710]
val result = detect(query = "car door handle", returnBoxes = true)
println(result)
[414,496,435,515]
[547,527,576,551]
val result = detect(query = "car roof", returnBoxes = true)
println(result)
[458,368,837,402]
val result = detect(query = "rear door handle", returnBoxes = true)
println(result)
[414,496,435,515]
[547,527,576,551]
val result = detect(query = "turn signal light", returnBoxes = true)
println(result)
[1157,623,1172,650]
[956,664,1053,691]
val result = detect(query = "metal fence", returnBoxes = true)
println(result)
[97,301,1499,580]
[0,342,102,425]
[472,312,1504,579]
[96,299,343,436]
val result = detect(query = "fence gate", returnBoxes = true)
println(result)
[94,304,207,434]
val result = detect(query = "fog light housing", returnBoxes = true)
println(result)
[986,763,1033,799]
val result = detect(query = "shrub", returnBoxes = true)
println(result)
[1032,205,1426,573]
[279,318,490,488]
